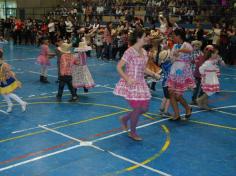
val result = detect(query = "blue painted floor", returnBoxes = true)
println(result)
[0,43,236,176]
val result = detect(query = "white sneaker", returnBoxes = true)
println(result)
[21,102,27,112]
[7,105,13,113]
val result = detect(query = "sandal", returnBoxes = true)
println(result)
[128,132,143,141]
[169,116,181,121]
[184,107,192,120]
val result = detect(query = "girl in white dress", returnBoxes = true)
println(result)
[197,45,221,109]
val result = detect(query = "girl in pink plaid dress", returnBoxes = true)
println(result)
[72,42,95,93]
[37,38,55,83]
[114,29,160,141]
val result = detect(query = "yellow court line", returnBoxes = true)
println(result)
[0,109,127,143]
[143,113,158,120]
[190,120,236,131]
[126,125,170,171]
[2,100,235,145]
[144,112,236,131]
[104,125,170,176]
[0,100,157,143]
[0,100,128,112]
[53,110,128,130]
[146,112,163,118]
[0,91,112,105]
[0,129,48,143]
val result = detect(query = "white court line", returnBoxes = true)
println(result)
[0,144,83,172]
[0,110,8,115]
[96,84,114,90]
[28,95,36,98]
[1,104,235,174]
[47,68,58,71]
[11,120,68,134]
[0,118,172,175]
[40,93,48,96]
[152,96,163,101]
[212,109,236,117]
[190,104,236,117]
[92,118,171,143]
[91,145,171,176]
[28,71,57,78]
[6,58,36,62]
[39,125,84,143]
[39,125,171,176]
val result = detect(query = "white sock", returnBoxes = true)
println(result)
[2,94,13,107]
[8,93,25,105]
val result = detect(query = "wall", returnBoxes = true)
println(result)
[14,0,61,19]
[16,0,60,8]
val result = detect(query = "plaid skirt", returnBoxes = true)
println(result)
[72,65,95,88]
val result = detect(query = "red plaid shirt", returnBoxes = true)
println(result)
[60,54,75,76]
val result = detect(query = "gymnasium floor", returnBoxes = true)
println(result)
[0,43,236,176]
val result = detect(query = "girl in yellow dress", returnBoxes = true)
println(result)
[0,49,27,113]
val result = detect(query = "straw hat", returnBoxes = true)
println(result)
[159,12,164,17]
[150,30,160,39]
[159,50,170,62]
[205,45,215,51]
[74,42,92,52]
[191,40,202,49]
[58,43,72,54]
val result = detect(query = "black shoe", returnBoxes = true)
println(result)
[42,77,50,84]
[190,101,197,105]
[184,108,192,120]
[169,116,181,121]
[40,76,44,82]
[68,96,78,102]
[163,112,172,118]
[84,88,88,93]
[56,96,62,102]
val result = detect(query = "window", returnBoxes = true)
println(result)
[0,0,17,19]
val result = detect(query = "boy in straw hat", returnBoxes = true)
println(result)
[190,40,205,105]
[159,49,172,117]
[72,42,95,93]
[57,42,78,102]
